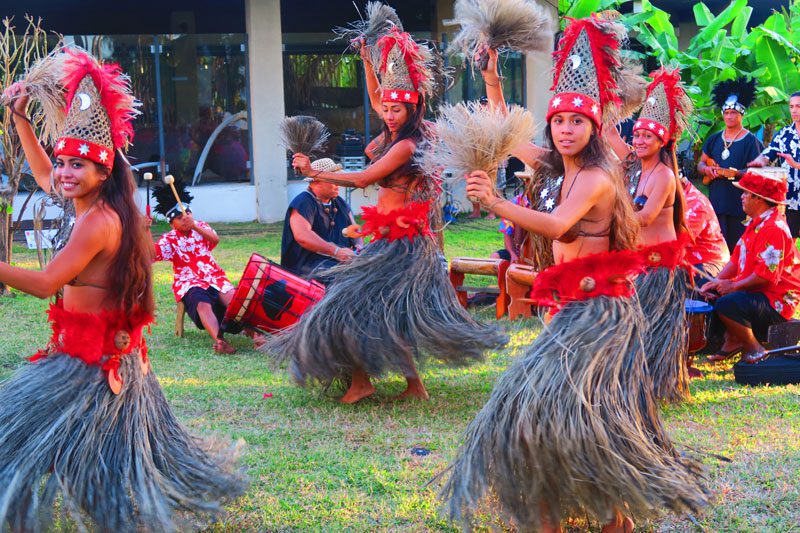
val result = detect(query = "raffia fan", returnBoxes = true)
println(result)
[418,102,535,186]
[278,115,330,156]
[445,0,553,60]
[333,1,404,48]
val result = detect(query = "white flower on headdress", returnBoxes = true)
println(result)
[635,121,642,128]
[572,97,583,108]
[648,122,656,130]
[57,139,66,151]
[403,92,411,101]
[591,104,599,115]
[545,198,555,210]
[98,150,108,163]
[390,91,399,100]
[78,143,89,156]
[658,128,665,137]
[551,97,562,108]
[760,244,783,272]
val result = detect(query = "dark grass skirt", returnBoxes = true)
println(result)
[441,295,709,529]
[266,235,508,384]
[0,352,246,532]
[636,266,690,403]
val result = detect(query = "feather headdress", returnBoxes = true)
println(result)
[333,1,404,50]
[278,115,330,156]
[711,77,755,114]
[153,178,193,221]
[634,66,693,143]
[376,29,436,104]
[548,16,634,130]
[445,0,553,63]
[52,48,139,170]
[418,101,535,189]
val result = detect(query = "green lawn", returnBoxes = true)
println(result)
[1,218,798,532]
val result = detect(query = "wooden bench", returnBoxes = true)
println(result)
[506,263,537,320]
[449,257,510,319]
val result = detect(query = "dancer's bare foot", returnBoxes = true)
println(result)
[393,378,430,401]
[601,516,634,533]
[251,333,267,350]
[339,382,376,404]
[213,338,236,354]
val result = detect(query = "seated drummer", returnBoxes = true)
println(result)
[280,158,359,279]
[150,180,240,354]
[700,170,800,365]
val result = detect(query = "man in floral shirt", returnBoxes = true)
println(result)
[701,170,800,364]
[683,177,730,283]
[748,92,800,236]
[151,181,239,354]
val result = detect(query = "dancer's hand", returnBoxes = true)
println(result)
[466,170,501,207]
[334,247,355,261]
[477,46,500,84]
[292,153,312,176]
[358,38,372,66]
[2,81,29,114]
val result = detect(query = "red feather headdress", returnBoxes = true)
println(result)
[547,15,624,130]
[633,66,692,143]
[54,48,139,170]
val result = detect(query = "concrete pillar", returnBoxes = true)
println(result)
[526,1,558,144]
[246,0,287,223]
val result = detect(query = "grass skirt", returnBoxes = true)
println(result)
[441,294,709,529]
[266,235,507,383]
[0,352,246,532]
[636,266,691,403]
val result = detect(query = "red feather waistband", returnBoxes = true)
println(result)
[638,234,689,271]
[531,249,646,311]
[360,201,432,241]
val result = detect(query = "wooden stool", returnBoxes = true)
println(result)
[506,263,537,320]
[175,300,186,338]
[449,257,510,319]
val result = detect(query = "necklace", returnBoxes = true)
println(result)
[310,189,338,227]
[721,127,743,161]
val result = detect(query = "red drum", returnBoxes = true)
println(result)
[222,253,325,334]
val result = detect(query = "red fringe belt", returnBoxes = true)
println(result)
[30,302,154,390]
[360,201,432,241]
[531,249,646,312]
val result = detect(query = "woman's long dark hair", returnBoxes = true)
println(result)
[96,151,155,316]
[534,123,639,251]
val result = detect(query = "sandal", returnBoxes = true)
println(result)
[706,348,742,362]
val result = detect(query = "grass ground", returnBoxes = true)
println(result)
[0,218,798,532]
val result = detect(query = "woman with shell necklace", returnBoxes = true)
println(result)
[607,67,694,404]
[270,29,505,404]
[442,18,708,533]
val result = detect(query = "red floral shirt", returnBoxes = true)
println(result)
[684,180,730,267]
[730,208,800,319]
[154,220,234,302]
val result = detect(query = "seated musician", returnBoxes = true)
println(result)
[280,158,359,279]
[701,171,800,365]
[683,176,730,285]
[150,180,240,354]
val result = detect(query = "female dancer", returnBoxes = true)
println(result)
[0,49,244,531]
[608,67,693,402]
[443,18,708,532]
[270,29,506,403]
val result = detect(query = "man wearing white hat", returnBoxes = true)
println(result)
[280,158,359,278]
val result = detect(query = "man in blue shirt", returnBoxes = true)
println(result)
[280,158,359,279]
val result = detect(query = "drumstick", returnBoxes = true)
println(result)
[163,174,186,215]
[143,172,153,217]
[690,264,715,283]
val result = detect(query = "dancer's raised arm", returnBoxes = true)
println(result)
[3,82,54,192]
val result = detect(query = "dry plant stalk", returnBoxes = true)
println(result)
[0,16,61,286]
[419,101,535,199]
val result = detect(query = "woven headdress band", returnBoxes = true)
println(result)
[376,29,433,104]
[634,67,692,143]
[53,49,138,170]
[547,16,623,130]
